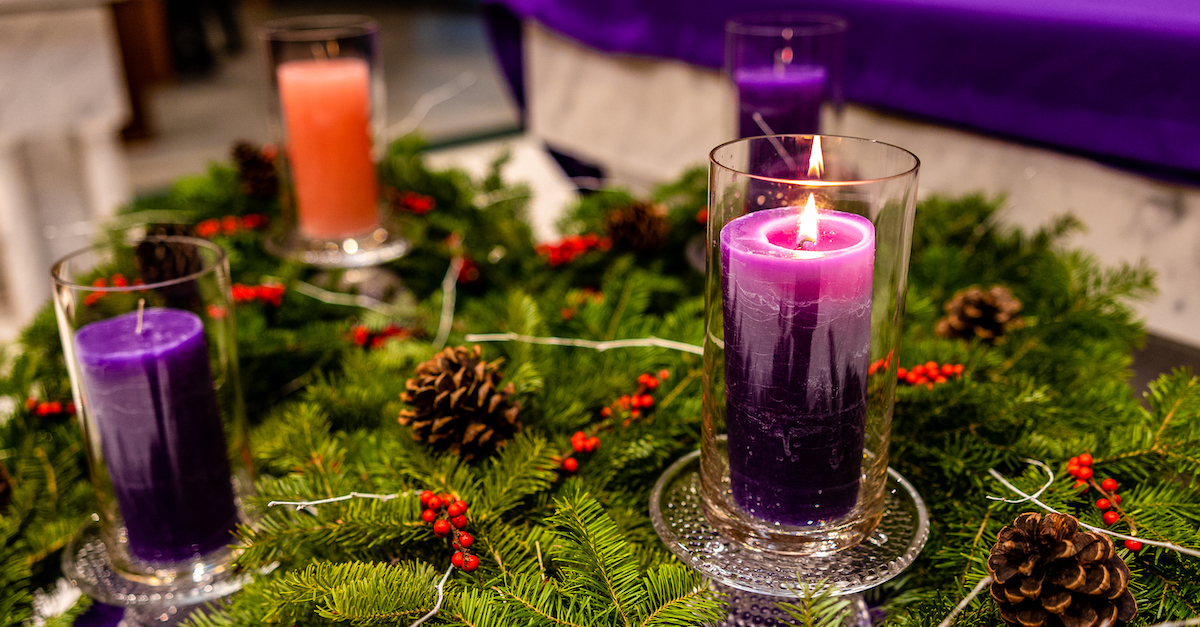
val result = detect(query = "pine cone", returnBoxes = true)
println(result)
[135,225,203,308]
[232,141,278,199]
[604,201,669,253]
[398,345,521,462]
[936,285,1023,344]
[988,512,1137,627]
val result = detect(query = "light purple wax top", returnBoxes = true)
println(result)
[76,307,237,563]
[720,207,874,525]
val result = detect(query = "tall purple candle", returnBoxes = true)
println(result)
[735,65,827,138]
[76,307,237,563]
[721,202,873,526]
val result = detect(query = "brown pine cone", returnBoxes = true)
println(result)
[604,201,669,253]
[936,285,1023,344]
[232,141,278,199]
[398,345,521,462]
[988,512,1137,627]
[135,225,203,308]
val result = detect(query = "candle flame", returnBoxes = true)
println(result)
[807,136,824,178]
[796,194,819,250]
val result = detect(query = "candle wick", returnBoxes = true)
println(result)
[752,113,799,170]
[136,298,145,335]
[795,236,817,251]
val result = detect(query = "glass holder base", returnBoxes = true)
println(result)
[62,522,250,609]
[649,449,928,596]
[264,218,409,269]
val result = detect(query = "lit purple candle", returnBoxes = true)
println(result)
[721,197,874,525]
[76,308,237,562]
[735,65,827,137]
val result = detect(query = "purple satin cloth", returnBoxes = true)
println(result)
[484,0,1200,174]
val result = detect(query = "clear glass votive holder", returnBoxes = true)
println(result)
[52,235,252,593]
[701,135,919,554]
[726,13,847,138]
[261,14,408,268]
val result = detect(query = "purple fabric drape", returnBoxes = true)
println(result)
[484,0,1200,175]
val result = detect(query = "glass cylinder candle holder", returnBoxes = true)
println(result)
[726,13,847,139]
[261,15,409,268]
[701,135,919,555]
[52,235,252,603]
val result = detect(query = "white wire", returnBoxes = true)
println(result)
[464,332,703,355]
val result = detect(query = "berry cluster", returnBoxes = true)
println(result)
[195,214,268,238]
[867,350,895,376]
[896,361,964,390]
[232,283,286,306]
[561,287,604,321]
[1067,453,1142,551]
[559,430,603,473]
[418,491,478,571]
[83,274,146,306]
[599,370,669,425]
[25,397,74,416]
[535,234,611,267]
[387,189,437,215]
[350,324,413,349]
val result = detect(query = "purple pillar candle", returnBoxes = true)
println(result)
[720,202,874,525]
[75,307,237,563]
[735,65,827,138]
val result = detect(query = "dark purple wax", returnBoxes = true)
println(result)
[735,65,827,138]
[76,308,237,563]
[721,208,873,526]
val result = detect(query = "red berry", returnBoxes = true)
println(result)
[658,369,669,379]
[458,532,474,548]
[905,372,919,385]
[427,496,442,510]
[1073,480,1088,490]
[1069,456,1079,466]
[1102,511,1119,526]
[454,500,468,514]
[572,430,586,441]
[630,409,641,418]
[1114,494,1122,505]
[897,367,907,379]
[419,490,434,505]
[640,394,654,407]
[1076,466,1093,480]
[451,551,464,568]
[935,376,947,384]
[953,364,964,375]
[645,378,659,390]
[36,403,50,416]
[1101,478,1118,492]
[1096,498,1111,510]
[600,407,612,417]
[912,365,925,376]
[941,364,955,376]
[562,457,578,472]
[447,502,464,517]
[1124,540,1143,552]
[24,397,36,410]
[573,440,587,453]
[1078,453,1093,466]
[586,436,601,452]
[434,520,452,537]
[463,554,479,572]
[421,509,437,523]
[925,361,938,372]
[1067,464,1080,477]
[452,515,468,529]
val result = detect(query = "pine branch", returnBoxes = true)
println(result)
[638,563,724,627]
[547,484,647,627]
[776,579,852,627]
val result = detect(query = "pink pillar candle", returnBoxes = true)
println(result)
[720,206,874,525]
[277,57,380,239]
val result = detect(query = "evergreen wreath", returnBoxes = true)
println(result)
[1,136,1196,627]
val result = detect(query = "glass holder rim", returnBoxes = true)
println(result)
[50,236,226,292]
[708,134,921,185]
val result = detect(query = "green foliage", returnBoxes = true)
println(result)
[1,141,1196,627]
[777,579,853,627]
